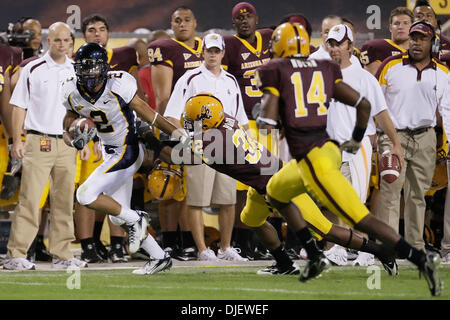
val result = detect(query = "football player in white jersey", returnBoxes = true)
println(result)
[61,43,185,274]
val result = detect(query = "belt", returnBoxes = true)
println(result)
[27,130,63,139]
[396,126,432,136]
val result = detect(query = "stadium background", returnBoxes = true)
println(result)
[2,0,450,50]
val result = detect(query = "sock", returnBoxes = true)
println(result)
[141,234,165,259]
[93,221,103,242]
[360,238,394,263]
[117,207,139,225]
[182,231,196,248]
[268,217,284,243]
[270,245,293,269]
[80,237,95,251]
[162,231,178,249]
[394,238,425,267]
[296,227,321,259]
[110,236,124,248]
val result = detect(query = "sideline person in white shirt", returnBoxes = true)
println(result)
[4,22,85,270]
[164,33,249,261]
[325,24,404,267]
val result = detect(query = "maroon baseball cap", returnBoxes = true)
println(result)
[232,2,257,19]
[409,22,435,38]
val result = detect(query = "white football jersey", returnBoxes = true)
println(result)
[62,71,138,146]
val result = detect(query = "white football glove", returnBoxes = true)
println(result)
[71,125,97,150]
[340,138,361,154]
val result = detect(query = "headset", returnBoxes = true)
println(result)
[409,20,440,54]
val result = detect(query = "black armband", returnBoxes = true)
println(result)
[93,135,100,143]
[435,126,443,135]
[352,126,366,143]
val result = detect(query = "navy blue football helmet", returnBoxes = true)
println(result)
[74,42,109,91]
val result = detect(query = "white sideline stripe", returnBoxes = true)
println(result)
[0,281,413,297]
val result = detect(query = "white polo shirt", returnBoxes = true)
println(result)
[327,61,387,161]
[164,63,249,125]
[377,53,449,129]
[10,52,75,135]
[309,44,361,67]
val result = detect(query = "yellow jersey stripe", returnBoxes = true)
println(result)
[171,37,203,57]
[234,31,263,57]
[263,86,280,97]
[384,39,407,53]
[378,57,403,86]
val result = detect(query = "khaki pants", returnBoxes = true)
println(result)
[7,134,77,260]
[377,129,436,250]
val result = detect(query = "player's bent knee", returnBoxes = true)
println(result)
[267,195,289,212]
[109,215,125,226]
[76,183,98,206]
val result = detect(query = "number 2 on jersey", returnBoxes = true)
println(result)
[90,110,114,133]
[291,71,327,118]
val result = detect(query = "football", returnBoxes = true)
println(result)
[379,150,401,183]
[68,117,96,139]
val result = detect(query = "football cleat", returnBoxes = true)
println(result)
[127,211,149,254]
[257,263,300,275]
[94,240,109,261]
[381,258,399,276]
[132,254,172,275]
[81,243,105,263]
[299,253,331,282]
[174,246,198,261]
[420,251,443,296]
[108,243,128,263]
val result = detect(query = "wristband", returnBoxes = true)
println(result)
[352,126,366,142]
[353,95,365,108]
[93,135,100,142]
[257,116,278,126]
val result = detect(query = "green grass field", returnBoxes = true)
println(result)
[1,265,449,300]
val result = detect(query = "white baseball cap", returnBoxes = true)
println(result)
[203,33,225,50]
[326,24,354,44]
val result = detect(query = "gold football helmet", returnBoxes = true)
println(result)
[148,164,183,200]
[183,93,224,131]
[430,146,448,191]
[271,22,310,58]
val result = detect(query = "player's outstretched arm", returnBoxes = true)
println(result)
[129,94,187,143]
[151,64,173,114]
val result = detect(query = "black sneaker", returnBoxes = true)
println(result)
[252,248,273,261]
[109,243,128,263]
[81,243,105,263]
[174,246,198,261]
[299,253,331,282]
[94,240,109,260]
[381,257,399,276]
[34,237,52,262]
[420,251,442,296]
[286,248,301,260]
[257,263,300,275]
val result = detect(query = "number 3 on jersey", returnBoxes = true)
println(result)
[232,127,263,164]
[243,70,263,98]
[291,71,327,118]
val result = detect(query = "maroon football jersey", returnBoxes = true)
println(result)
[256,58,342,160]
[106,46,138,74]
[359,39,406,66]
[196,114,281,194]
[222,29,272,119]
[0,44,22,76]
[148,37,203,90]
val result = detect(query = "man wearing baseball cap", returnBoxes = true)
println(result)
[376,20,448,261]
[164,32,249,262]
[325,24,404,267]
